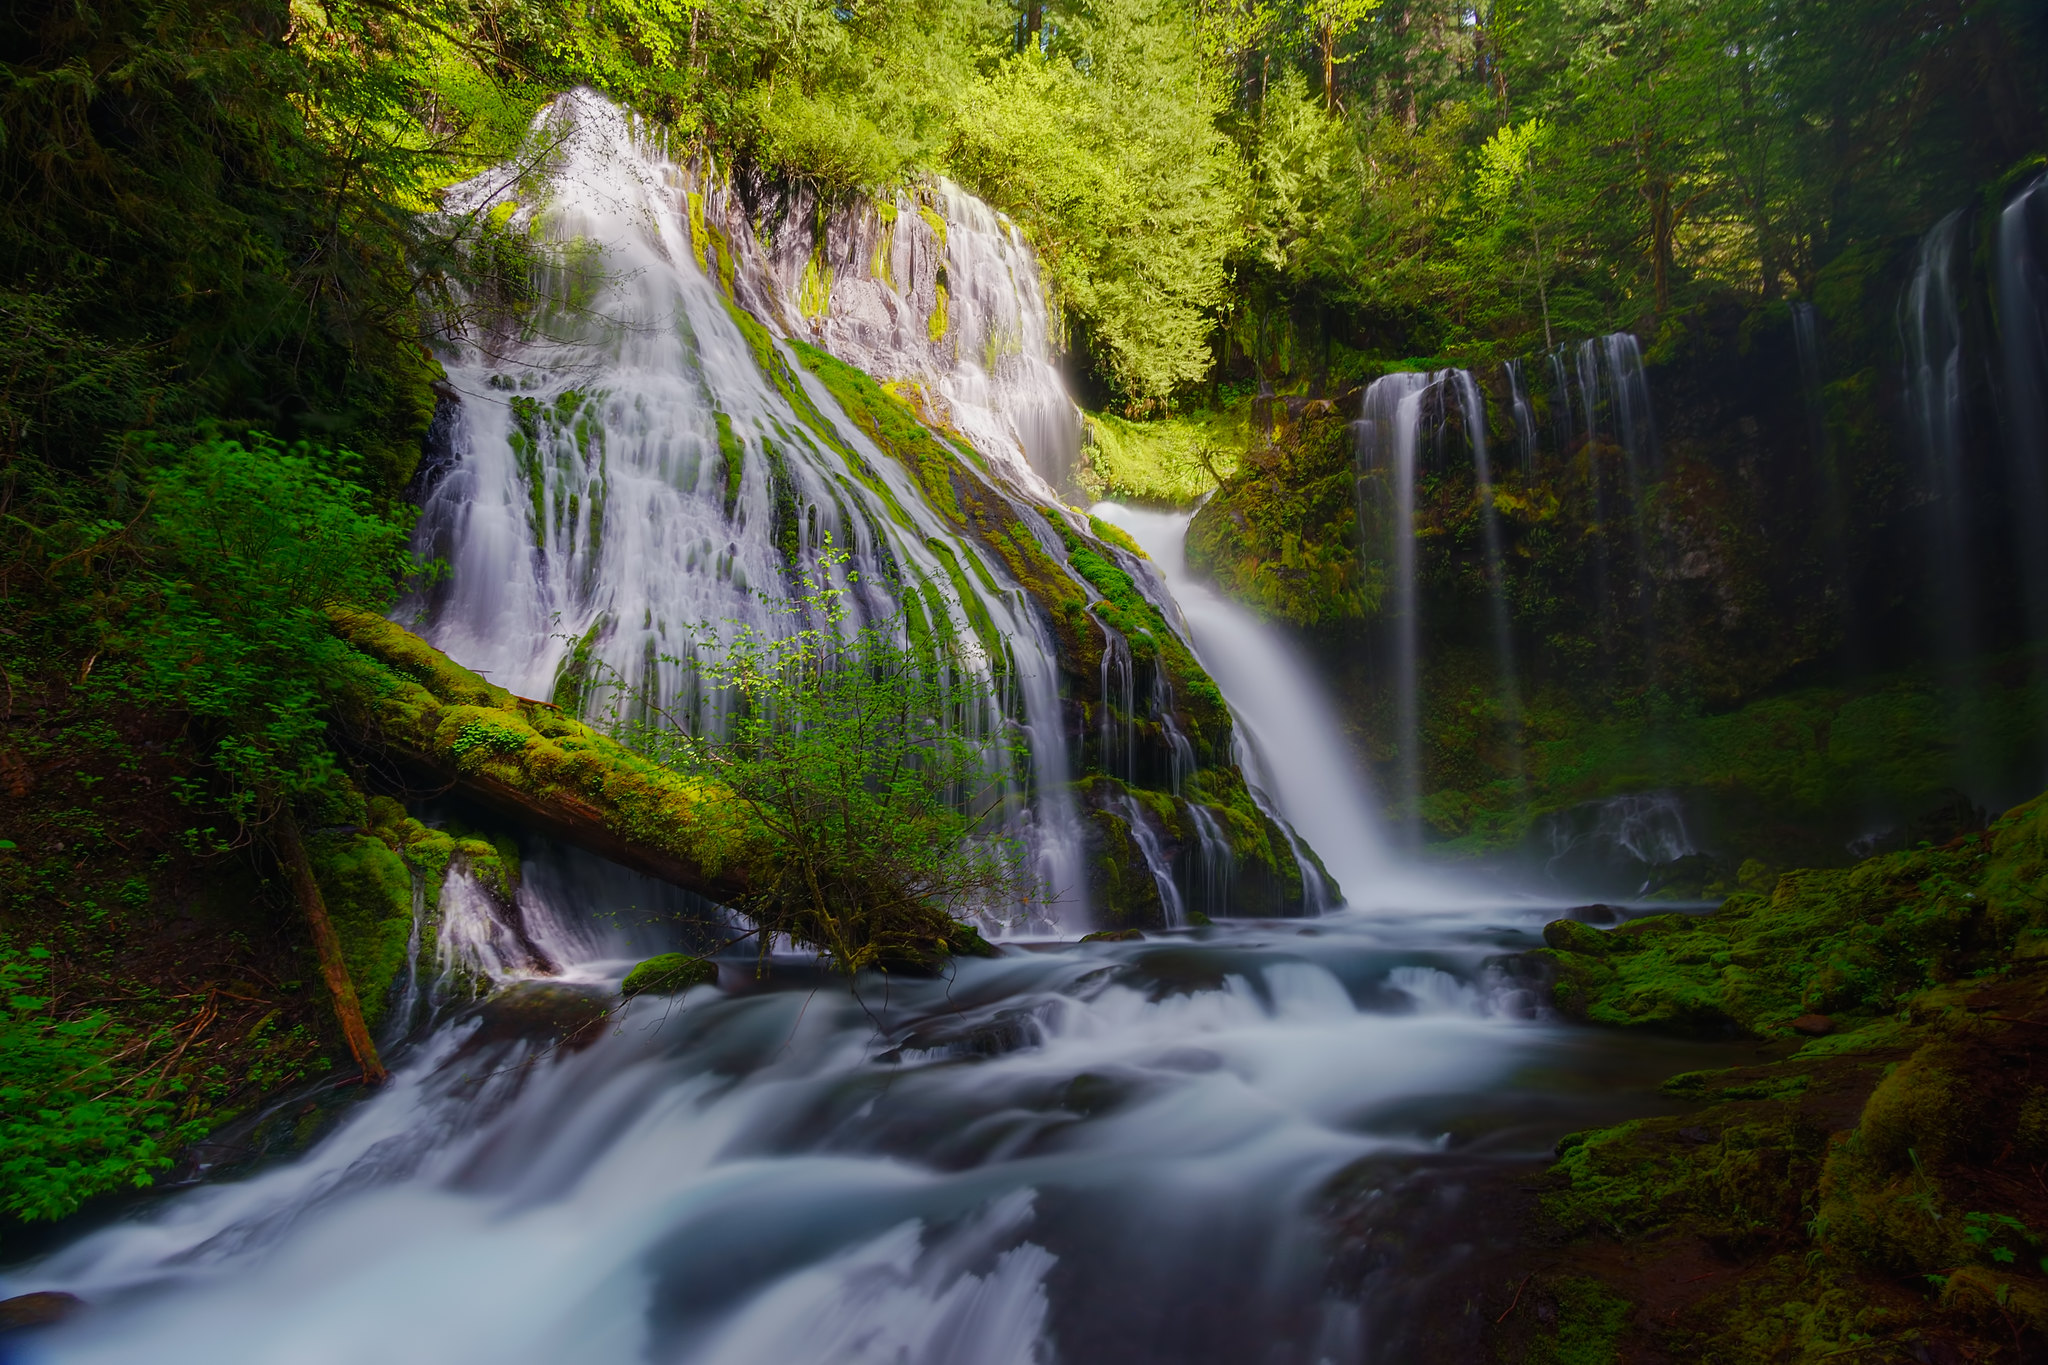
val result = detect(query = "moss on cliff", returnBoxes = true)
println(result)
[1184,398,1375,629]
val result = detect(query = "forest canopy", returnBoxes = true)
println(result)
[3,0,2041,468]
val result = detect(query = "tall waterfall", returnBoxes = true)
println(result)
[1900,210,1977,675]
[1453,371,1524,799]
[1356,372,1437,839]
[408,92,1089,928]
[1999,174,2048,649]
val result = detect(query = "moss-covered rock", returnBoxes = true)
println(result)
[1450,789,2048,1362]
[620,953,716,997]
[1531,795,2048,1037]
[325,606,761,902]
[1184,396,1372,629]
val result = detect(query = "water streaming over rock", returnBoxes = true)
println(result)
[1900,209,1978,674]
[406,92,1088,929]
[1504,358,1538,476]
[1998,174,2048,649]
[1354,373,1437,841]
[1451,371,1525,802]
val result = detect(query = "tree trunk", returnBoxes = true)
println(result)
[276,813,388,1085]
[1321,20,1336,113]
[1650,176,1674,314]
[1022,0,1041,51]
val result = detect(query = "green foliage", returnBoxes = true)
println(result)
[950,4,1242,403]
[1184,399,1377,627]
[600,550,1032,972]
[1079,411,1238,505]
[0,946,186,1225]
[126,437,423,825]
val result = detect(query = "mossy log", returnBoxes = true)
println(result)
[324,607,760,905]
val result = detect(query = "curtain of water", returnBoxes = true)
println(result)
[407,92,1087,930]
[1449,371,1525,803]
[1356,373,1438,843]
[1999,175,2048,651]
[1504,359,1538,476]
[1900,210,1977,676]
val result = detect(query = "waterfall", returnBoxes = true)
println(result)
[1504,359,1538,475]
[727,173,1080,500]
[1449,371,1524,799]
[1115,793,1187,928]
[1999,174,2048,648]
[1183,799,1235,919]
[407,91,1086,929]
[379,869,428,1050]
[1546,349,1576,455]
[1900,209,1976,673]
[1091,503,1448,908]
[1097,629,1136,784]
[1356,373,1437,841]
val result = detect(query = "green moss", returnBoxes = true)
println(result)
[715,410,744,517]
[1522,1277,1632,1365]
[308,825,416,1032]
[928,281,949,342]
[798,251,833,321]
[1533,797,2047,1036]
[1183,400,1372,628]
[621,953,715,997]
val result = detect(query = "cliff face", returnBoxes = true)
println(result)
[1182,271,2048,883]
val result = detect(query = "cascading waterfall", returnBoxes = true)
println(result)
[407,92,1085,930]
[1999,174,2048,649]
[1091,504,1443,908]
[1504,358,1538,475]
[1113,793,1186,928]
[1097,630,1136,785]
[1356,372,1438,842]
[1449,370,1524,800]
[1900,210,1977,675]
[730,172,1080,501]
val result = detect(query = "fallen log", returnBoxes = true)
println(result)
[323,607,758,905]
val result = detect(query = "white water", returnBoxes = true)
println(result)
[406,91,1086,929]
[12,842,1698,1365]
[1089,504,1453,910]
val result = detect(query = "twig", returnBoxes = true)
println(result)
[1496,1274,1533,1325]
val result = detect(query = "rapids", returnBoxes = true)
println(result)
[7,870,1713,1365]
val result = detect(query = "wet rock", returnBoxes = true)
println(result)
[1542,918,1614,956]
[621,953,716,997]
[458,980,614,1054]
[1789,1013,1834,1036]
[1079,929,1143,943]
[1567,903,1623,925]
[0,1292,84,1332]
[1677,1125,1716,1144]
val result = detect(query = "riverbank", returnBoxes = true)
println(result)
[1395,791,2048,1362]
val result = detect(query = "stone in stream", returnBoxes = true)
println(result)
[621,953,717,997]
[0,1292,84,1332]
[1789,1013,1835,1036]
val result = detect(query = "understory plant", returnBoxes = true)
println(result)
[595,548,1033,973]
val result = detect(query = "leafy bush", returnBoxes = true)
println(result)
[125,436,425,826]
[0,947,186,1225]
[600,551,1030,972]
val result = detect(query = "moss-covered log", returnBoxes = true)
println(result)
[324,607,760,905]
